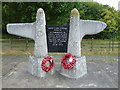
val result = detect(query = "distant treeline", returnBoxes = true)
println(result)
[2,2,120,39]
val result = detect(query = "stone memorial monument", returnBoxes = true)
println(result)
[7,8,54,77]
[7,8,107,79]
[60,8,106,79]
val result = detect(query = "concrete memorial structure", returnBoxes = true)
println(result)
[7,8,54,77]
[60,8,106,79]
[7,8,106,79]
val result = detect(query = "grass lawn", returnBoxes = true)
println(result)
[1,38,119,55]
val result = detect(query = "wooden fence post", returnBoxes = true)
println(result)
[90,38,94,51]
[26,39,28,49]
[109,39,111,51]
[112,38,114,51]
[9,38,12,48]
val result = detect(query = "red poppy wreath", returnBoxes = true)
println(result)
[61,53,76,69]
[41,56,54,72]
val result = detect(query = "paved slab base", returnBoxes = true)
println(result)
[2,55,118,88]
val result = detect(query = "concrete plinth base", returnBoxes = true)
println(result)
[60,56,87,79]
[28,55,54,78]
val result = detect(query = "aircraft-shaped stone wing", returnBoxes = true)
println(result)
[7,8,47,57]
[7,23,35,40]
[80,20,107,36]
[68,8,107,57]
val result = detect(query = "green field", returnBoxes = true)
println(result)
[1,39,119,55]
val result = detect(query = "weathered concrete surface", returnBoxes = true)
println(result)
[60,56,87,79]
[7,8,107,79]
[7,8,49,78]
[7,8,48,57]
[65,8,106,79]
[7,23,35,40]
[67,8,107,56]
[68,8,81,57]
[28,55,54,78]
[2,55,118,88]
[34,8,47,57]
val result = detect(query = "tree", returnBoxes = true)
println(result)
[99,8,118,39]
[2,2,119,39]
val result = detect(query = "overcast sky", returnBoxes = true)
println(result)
[94,0,119,10]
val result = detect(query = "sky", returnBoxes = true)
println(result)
[94,0,119,10]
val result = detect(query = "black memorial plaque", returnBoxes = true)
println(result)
[46,25,69,52]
